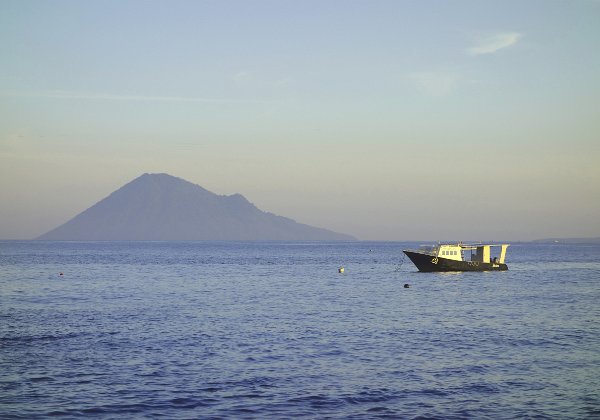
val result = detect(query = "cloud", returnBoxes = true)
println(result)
[467,32,522,56]
[2,90,272,104]
[274,76,295,88]
[232,70,251,84]
[409,71,458,97]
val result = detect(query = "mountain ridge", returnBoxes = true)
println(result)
[37,173,355,241]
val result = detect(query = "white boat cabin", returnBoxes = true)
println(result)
[437,244,464,261]
[421,243,509,264]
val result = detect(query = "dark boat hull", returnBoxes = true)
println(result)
[403,251,508,272]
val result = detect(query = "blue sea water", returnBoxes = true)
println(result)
[1,241,599,419]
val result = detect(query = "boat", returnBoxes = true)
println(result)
[403,243,509,272]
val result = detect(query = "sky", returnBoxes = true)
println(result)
[1,0,599,241]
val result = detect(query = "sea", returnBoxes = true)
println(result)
[1,241,599,419]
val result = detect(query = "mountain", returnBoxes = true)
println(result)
[37,173,355,241]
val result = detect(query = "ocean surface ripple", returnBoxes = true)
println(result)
[1,241,599,419]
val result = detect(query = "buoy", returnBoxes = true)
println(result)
[338,267,345,274]
[403,283,410,288]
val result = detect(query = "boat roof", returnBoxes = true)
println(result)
[422,243,510,249]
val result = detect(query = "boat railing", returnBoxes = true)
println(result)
[404,246,438,256]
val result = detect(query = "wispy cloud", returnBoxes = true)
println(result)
[467,32,522,56]
[3,90,273,104]
[232,70,251,84]
[409,71,458,97]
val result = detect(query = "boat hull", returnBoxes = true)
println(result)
[403,251,508,272]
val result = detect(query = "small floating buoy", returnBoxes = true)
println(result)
[338,267,345,274]
[403,283,410,288]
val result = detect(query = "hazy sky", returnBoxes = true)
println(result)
[1,0,599,241]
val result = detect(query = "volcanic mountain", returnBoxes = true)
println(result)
[37,173,355,241]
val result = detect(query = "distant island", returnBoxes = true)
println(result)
[531,237,600,244]
[38,173,356,241]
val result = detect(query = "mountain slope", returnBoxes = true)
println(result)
[37,173,355,241]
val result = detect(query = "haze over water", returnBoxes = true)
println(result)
[2,241,599,418]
